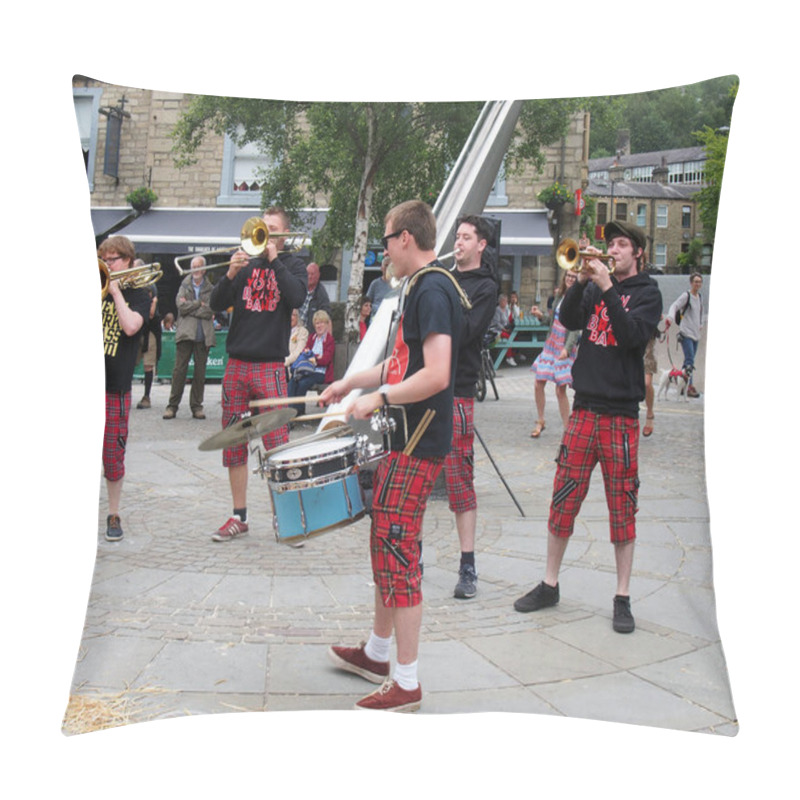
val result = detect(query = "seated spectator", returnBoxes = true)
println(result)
[285,308,309,377]
[287,309,335,418]
[491,293,517,366]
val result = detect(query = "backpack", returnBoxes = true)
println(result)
[674,292,692,325]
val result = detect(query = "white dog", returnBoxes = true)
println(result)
[656,366,691,402]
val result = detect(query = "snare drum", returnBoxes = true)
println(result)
[267,436,366,543]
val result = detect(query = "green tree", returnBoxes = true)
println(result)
[692,125,730,245]
[172,97,481,337]
[588,76,738,157]
[172,96,586,338]
[691,80,737,248]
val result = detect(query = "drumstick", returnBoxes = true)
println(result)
[293,412,348,422]
[250,395,320,408]
[403,409,436,456]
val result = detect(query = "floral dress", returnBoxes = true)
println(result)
[531,301,577,386]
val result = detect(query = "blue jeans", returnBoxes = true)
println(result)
[287,371,326,416]
[680,335,698,384]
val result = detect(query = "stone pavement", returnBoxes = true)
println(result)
[66,331,737,735]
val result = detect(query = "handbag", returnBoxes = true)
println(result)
[290,352,317,376]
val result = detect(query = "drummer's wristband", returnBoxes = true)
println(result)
[379,384,391,407]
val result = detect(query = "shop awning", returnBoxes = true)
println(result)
[90,207,328,254]
[90,206,552,256]
[484,209,553,256]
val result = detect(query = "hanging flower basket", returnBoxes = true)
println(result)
[538,182,573,211]
[126,187,158,213]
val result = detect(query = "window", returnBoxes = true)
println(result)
[597,202,608,225]
[656,204,668,228]
[486,162,508,207]
[614,202,627,222]
[636,204,646,227]
[73,87,103,191]
[627,166,653,183]
[668,160,705,185]
[655,243,667,268]
[682,205,692,228]
[218,130,274,207]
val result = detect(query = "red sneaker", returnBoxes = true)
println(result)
[211,517,249,542]
[328,641,389,684]
[356,679,421,712]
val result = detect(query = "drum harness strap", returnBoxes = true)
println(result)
[374,262,471,572]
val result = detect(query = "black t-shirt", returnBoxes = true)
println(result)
[102,287,151,393]
[385,267,463,458]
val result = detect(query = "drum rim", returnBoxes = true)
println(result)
[273,509,367,544]
[262,424,354,459]
[267,436,356,465]
[268,464,360,492]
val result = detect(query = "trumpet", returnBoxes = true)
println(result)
[556,238,615,274]
[173,217,309,275]
[100,258,162,298]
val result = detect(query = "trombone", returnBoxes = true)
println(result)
[556,238,615,274]
[173,216,309,275]
[100,258,162,298]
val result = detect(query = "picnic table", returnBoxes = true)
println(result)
[491,314,549,369]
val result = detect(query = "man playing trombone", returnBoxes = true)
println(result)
[98,236,151,542]
[208,206,308,542]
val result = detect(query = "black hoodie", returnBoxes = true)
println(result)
[210,251,308,363]
[451,260,499,397]
[560,271,662,417]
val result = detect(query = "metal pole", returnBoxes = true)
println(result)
[474,425,525,517]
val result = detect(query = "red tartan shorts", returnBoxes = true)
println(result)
[370,451,444,608]
[548,409,640,543]
[221,358,289,467]
[103,390,131,482]
[444,397,477,514]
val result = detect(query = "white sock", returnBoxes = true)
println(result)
[393,660,419,691]
[364,632,392,663]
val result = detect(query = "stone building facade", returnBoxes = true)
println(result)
[73,76,226,207]
[73,77,592,308]
[586,140,708,272]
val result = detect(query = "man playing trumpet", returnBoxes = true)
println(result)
[513,221,662,633]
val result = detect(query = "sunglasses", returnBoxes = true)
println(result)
[381,230,404,249]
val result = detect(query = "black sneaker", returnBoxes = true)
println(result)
[514,580,559,613]
[454,564,478,599]
[612,595,635,633]
[105,514,124,542]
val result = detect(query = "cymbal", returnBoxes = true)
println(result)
[198,408,296,451]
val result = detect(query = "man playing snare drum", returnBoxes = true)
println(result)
[320,200,463,711]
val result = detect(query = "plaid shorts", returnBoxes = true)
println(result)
[548,409,640,543]
[370,451,444,608]
[443,397,477,514]
[221,358,289,467]
[103,390,131,482]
